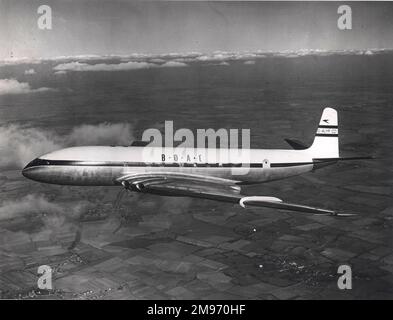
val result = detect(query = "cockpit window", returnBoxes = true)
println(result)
[25,158,50,168]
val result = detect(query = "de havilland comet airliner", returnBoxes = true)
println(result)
[22,108,370,216]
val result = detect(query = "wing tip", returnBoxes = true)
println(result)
[313,211,358,217]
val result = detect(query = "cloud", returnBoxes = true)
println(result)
[244,60,256,65]
[0,125,61,169]
[0,122,134,169]
[53,61,157,72]
[0,194,88,220]
[54,70,67,75]
[66,123,134,146]
[53,60,189,72]
[0,194,61,221]
[195,51,258,62]
[24,69,36,75]
[159,61,187,68]
[0,79,54,95]
[1,48,392,68]
[0,194,91,249]
[0,57,42,66]
[150,58,166,63]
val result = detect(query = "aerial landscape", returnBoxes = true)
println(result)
[0,1,393,300]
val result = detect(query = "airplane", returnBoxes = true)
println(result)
[22,108,370,216]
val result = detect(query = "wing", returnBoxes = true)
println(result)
[117,173,341,216]
[117,172,242,202]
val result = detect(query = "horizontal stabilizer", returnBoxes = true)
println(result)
[284,138,308,150]
[130,141,150,147]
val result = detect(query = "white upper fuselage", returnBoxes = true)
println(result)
[22,146,315,186]
[22,108,340,187]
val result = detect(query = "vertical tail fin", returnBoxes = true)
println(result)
[308,107,339,158]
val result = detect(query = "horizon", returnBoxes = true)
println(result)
[2,47,392,63]
[1,1,393,60]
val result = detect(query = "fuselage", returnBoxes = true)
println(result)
[22,146,316,186]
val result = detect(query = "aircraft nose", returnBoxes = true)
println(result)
[22,162,33,179]
[22,158,41,180]
[22,165,30,178]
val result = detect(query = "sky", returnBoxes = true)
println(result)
[1,0,393,59]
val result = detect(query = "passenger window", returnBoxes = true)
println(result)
[262,159,270,169]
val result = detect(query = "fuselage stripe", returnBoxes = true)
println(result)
[318,125,338,129]
[25,159,314,169]
[315,134,339,137]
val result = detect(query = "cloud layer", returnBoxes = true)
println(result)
[0,194,92,250]
[0,194,65,221]
[159,61,188,68]
[0,122,134,169]
[67,123,134,146]
[47,48,391,72]
[0,79,53,95]
[0,49,389,76]
[53,60,188,72]
[53,61,157,72]
[0,124,62,169]
[24,69,36,75]
[49,48,393,62]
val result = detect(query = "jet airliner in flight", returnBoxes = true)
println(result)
[22,108,369,216]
